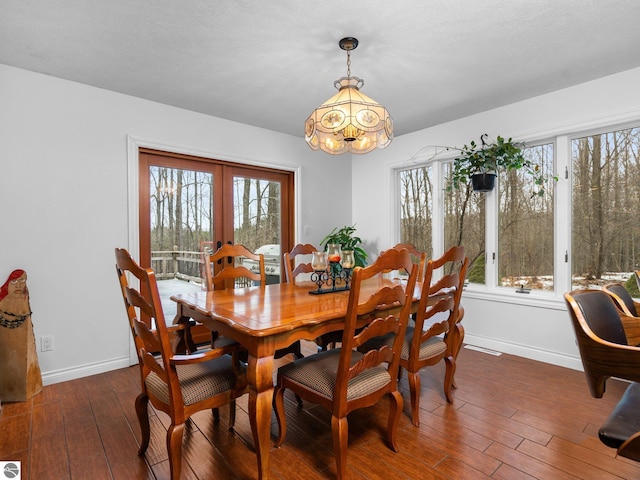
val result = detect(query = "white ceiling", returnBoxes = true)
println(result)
[3,0,640,139]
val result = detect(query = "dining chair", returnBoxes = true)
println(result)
[564,289,640,461]
[429,246,469,369]
[602,283,640,346]
[564,289,640,397]
[400,266,460,422]
[115,248,248,480]
[603,283,640,317]
[204,243,303,361]
[359,252,463,424]
[284,243,343,352]
[203,243,265,291]
[283,243,317,283]
[317,242,427,353]
[273,248,419,480]
[389,242,427,282]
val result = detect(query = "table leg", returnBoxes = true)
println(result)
[247,352,275,480]
[172,308,197,354]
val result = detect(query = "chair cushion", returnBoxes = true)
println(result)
[575,291,628,345]
[599,382,640,449]
[402,326,447,361]
[278,349,391,401]
[363,327,447,361]
[146,355,243,406]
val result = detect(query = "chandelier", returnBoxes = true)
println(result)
[305,37,393,155]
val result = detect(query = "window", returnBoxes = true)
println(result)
[397,125,640,296]
[398,165,433,257]
[444,163,485,284]
[498,143,554,291]
[571,127,640,289]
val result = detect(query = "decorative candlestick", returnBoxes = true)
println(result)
[309,245,352,295]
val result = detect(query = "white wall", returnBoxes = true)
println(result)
[5,62,640,384]
[353,67,640,370]
[0,64,351,384]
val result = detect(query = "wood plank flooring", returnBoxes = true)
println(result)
[2,342,639,480]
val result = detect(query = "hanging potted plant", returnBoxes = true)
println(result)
[448,134,554,196]
[320,225,368,267]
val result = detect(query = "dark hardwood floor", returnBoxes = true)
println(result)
[2,342,639,480]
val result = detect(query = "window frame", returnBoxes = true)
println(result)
[392,120,640,310]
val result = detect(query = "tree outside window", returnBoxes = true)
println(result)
[399,166,433,258]
[498,143,555,291]
[444,162,485,283]
[572,127,640,289]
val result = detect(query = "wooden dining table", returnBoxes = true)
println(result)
[171,277,422,480]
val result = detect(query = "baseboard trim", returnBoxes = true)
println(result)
[41,356,132,386]
[464,334,584,371]
[39,338,583,386]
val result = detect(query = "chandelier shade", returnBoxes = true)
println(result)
[305,38,393,155]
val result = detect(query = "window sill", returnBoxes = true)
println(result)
[461,285,566,311]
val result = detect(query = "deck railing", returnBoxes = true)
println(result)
[151,250,254,287]
[151,250,204,283]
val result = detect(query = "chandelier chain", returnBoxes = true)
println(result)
[346,49,351,78]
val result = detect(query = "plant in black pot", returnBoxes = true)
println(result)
[320,225,368,267]
[448,134,554,196]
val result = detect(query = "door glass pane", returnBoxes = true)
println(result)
[233,175,282,284]
[150,166,213,318]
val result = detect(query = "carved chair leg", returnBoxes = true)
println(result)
[387,390,403,452]
[443,355,456,403]
[273,384,287,447]
[167,422,185,480]
[407,371,421,427]
[135,393,150,455]
[448,323,465,389]
[331,415,349,480]
[228,400,236,429]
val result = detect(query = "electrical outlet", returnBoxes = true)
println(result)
[41,335,54,352]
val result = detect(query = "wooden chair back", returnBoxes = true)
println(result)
[283,243,317,283]
[115,247,248,480]
[389,243,427,281]
[426,247,468,320]
[203,243,265,291]
[393,256,461,419]
[115,247,174,385]
[603,283,639,317]
[409,272,458,366]
[428,246,469,357]
[602,283,640,345]
[335,248,419,410]
[564,289,640,398]
[430,245,468,280]
[273,249,418,478]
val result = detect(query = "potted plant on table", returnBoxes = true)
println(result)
[448,134,555,196]
[320,225,368,267]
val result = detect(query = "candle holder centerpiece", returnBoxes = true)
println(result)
[309,244,354,295]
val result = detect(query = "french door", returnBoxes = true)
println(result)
[138,148,294,317]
